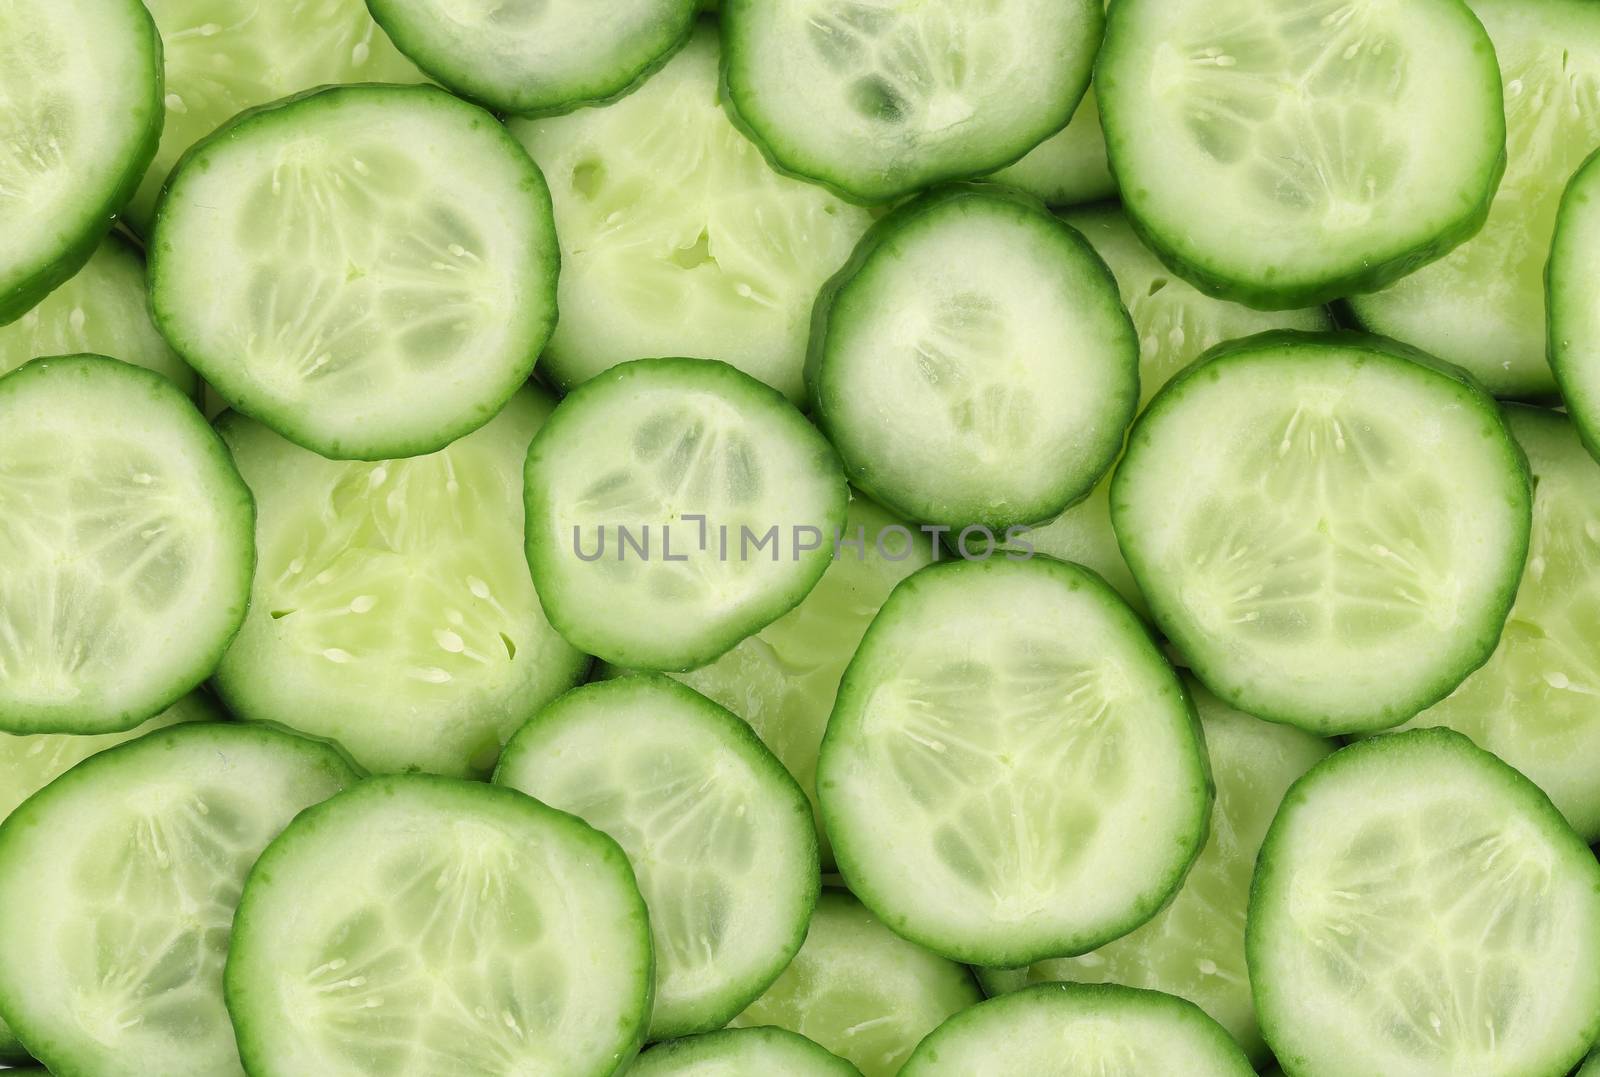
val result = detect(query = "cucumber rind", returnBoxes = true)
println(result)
[1549,146,1600,464]
[628,1026,861,1075]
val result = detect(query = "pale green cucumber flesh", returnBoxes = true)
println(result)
[988,88,1115,206]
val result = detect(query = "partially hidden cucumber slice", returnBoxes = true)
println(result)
[1584,1050,1600,1077]
[0,356,253,735]
[809,184,1138,531]
[1098,0,1506,309]
[728,889,982,1077]
[631,1027,861,1076]
[524,358,849,671]
[213,386,587,778]
[978,681,1332,1064]
[226,775,653,1077]
[987,89,1115,207]
[0,723,357,1077]
[508,27,871,402]
[149,84,558,460]
[495,675,818,1039]
[1345,0,1600,397]
[0,0,162,325]
[900,983,1254,1077]
[1112,332,1531,734]
[818,556,1211,966]
[1551,147,1600,459]
[1248,729,1600,1077]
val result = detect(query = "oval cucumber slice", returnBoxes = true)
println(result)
[213,386,586,778]
[1113,332,1531,734]
[818,556,1211,966]
[226,775,653,1077]
[631,1027,861,1076]
[495,675,818,1039]
[987,89,1115,207]
[0,723,357,1077]
[1098,0,1505,309]
[149,84,558,461]
[1551,148,1600,458]
[1248,728,1600,1077]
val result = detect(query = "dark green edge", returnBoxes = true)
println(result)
[1111,330,1532,734]
[1096,0,1506,311]
[0,356,255,735]
[1246,728,1600,1077]
[496,673,820,1039]
[633,1026,862,1076]
[225,774,655,1077]
[718,0,1103,206]
[1548,146,1600,464]
[806,183,1139,530]
[817,555,1213,967]
[0,722,358,1075]
[523,357,849,672]
[0,0,164,326]
[77,230,202,399]
[147,82,558,462]
[901,982,1253,1075]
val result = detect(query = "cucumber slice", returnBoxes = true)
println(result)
[495,675,818,1039]
[212,386,586,778]
[987,89,1115,207]
[901,983,1254,1076]
[722,0,1102,203]
[1112,332,1531,734]
[1345,0,1600,397]
[728,890,982,1077]
[1248,728,1600,1077]
[0,356,253,735]
[809,185,1138,530]
[0,234,194,395]
[524,358,848,671]
[631,1027,861,1076]
[508,27,871,402]
[1098,0,1506,309]
[0,0,162,325]
[149,84,558,461]
[818,556,1211,966]
[1552,148,1600,458]
[366,0,697,115]
[978,681,1332,1064]
[1584,1051,1600,1077]
[226,775,653,1077]
[0,723,357,1077]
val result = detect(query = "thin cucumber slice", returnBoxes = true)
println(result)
[728,890,982,1077]
[508,27,871,402]
[901,983,1254,1077]
[1098,0,1506,309]
[0,0,162,325]
[1552,148,1600,459]
[226,775,653,1077]
[366,0,697,115]
[809,185,1138,530]
[0,356,253,734]
[524,358,848,671]
[818,556,1211,966]
[1346,0,1600,397]
[1112,332,1532,734]
[977,681,1332,1064]
[722,0,1102,203]
[1248,729,1600,1077]
[987,89,1115,207]
[630,1027,861,1076]
[0,723,357,1077]
[149,84,558,461]
[213,386,587,778]
[0,234,194,394]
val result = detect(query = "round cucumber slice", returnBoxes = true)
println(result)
[149,84,558,461]
[0,356,253,735]
[0,722,357,1077]
[987,89,1115,207]
[722,0,1102,203]
[1346,0,1600,397]
[226,775,653,1077]
[1113,332,1532,734]
[631,1027,861,1076]
[901,983,1254,1076]
[728,890,982,1077]
[508,27,871,402]
[809,184,1138,530]
[978,681,1331,1064]
[1098,0,1506,309]
[1248,728,1600,1077]
[818,556,1211,966]
[524,358,849,671]
[1552,148,1600,459]
[495,675,818,1039]
[212,386,586,778]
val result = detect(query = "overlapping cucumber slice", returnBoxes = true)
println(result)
[631,1027,860,1076]
[1551,147,1600,458]
[988,89,1115,206]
